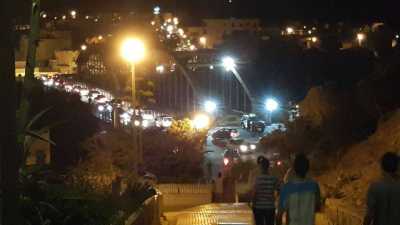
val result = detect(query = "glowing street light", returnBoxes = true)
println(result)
[41,13,47,19]
[265,98,279,112]
[192,114,210,130]
[62,15,67,20]
[98,35,103,40]
[222,56,236,71]
[204,100,217,114]
[120,37,146,173]
[121,38,146,63]
[81,44,87,51]
[265,98,279,123]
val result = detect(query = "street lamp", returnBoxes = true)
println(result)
[121,37,146,173]
[222,56,254,112]
[204,100,217,114]
[222,56,236,72]
[265,98,279,123]
[192,114,210,130]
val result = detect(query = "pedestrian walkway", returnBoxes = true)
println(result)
[163,203,331,225]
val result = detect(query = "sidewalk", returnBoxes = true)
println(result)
[163,203,330,225]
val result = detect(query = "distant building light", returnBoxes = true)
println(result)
[98,35,103,40]
[286,27,294,34]
[209,65,214,70]
[167,25,174,33]
[311,37,318,43]
[153,6,161,15]
[308,30,312,34]
[173,17,179,25]
[81,44,87,51]
[62,15,67,20]
[85,15,90,20]
[70,10,77,18]
[41,13,47,19]
[156,65,165,73]
[396,34,399,39]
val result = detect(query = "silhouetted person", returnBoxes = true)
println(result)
[363,152,400,225]
[251,157,279,225]
[277,154,321,225]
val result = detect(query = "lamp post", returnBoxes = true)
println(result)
[222,56,253,112]
[265,98,279,124]
[121,38,145,173]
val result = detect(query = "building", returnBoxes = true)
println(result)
[186,18,262,48]
[15,30,77,76]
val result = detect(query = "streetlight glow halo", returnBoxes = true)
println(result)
[265,98,279,112]
[121,38,146,63]
[222,56,236,72]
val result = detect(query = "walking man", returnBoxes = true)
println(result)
[363,152,400,225]
[277,154,321,225]
[251,157,279,225]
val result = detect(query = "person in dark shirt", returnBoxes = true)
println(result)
[363,152,400,225]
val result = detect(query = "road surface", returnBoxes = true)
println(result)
[203,123,280,180]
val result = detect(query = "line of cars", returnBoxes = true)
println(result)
[40,75,174,129]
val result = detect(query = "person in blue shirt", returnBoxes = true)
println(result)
[277,154,321,225]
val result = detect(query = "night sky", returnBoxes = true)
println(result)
[42,0,400,26]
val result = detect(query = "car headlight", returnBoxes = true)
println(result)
[142,120,149,128]
[240,145,248,152]
[250,144,257,150]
